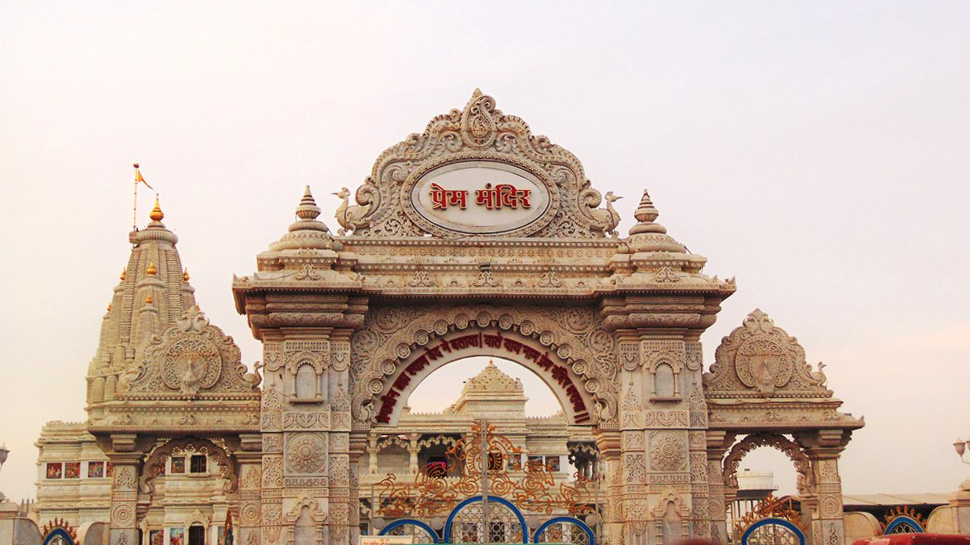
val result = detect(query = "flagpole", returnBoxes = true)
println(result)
[133,163,140,230]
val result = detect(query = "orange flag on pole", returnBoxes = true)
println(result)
[134,163,153,189]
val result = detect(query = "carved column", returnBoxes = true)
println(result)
[260,337,285,545]
[106,435,140,545]
[237,435,263,545]
[595,429,623,545]
[327,329,356,545]
[367,436,378,475]
[706,431,734,545]
[408,433,419,475]
[798,430,851,545]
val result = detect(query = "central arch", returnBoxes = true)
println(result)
[373,329,598,427]
[350,305,619,426]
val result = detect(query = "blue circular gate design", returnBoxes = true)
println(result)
[42,529,76,545]
[533,516,595,545]
[380,518,440,543]
[741,518,806,545]
[444,495,528,544]
[884,516,924,534]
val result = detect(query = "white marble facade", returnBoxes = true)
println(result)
[34,91,863,545]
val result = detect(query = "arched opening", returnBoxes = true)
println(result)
[294,363,317,400]
[354,317,610,428]
[408,357,562,416]
[358,355,599,539]
[294,506,314,545]
[653,363,675,399]
[723,435,812,544]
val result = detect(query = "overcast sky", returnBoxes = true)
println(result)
[2,2,969,502]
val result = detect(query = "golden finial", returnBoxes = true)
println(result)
[149,196,164,222]
[120,269,126,281]
[145,294,153,304]
[146,262,157,276]
[182,268,190,281]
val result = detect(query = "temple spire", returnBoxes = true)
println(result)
[628,189,666,236]
[268,186,333,251]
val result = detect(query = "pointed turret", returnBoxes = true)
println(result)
[621,189,705,276]
[86,198,198,417]
[627,189,685,253]
[269,185,334,251]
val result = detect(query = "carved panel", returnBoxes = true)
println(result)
[126,307,260,397]
[650,432,687,471]
[350,305,617,424]
[705,310,830,398]
[336,90,620,239]
[285,433,328,474]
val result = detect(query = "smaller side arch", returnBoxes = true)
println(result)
[722,434,813,492]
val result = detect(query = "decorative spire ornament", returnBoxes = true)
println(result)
[149,196,164,222]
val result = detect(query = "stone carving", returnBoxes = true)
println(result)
[623,431,644,450]
[722,433,814,492]
[650,432,687,471]
[537,270,564,288]
[113,466,136,490]
[407,271,437,288]
[651,489,692,519]
[472,270,500,287]
[819,495,843,518]
[262,456,284,488]
[110,503,135,527]
[285,433,328,474]
[690,452,708,482]
[284,496,327,523]
[240,502,261,526]
[335,90,620,239]
[139,438,237,497]
[705,309,829,398]
[125,307,260,397]
[625,453,646,483]
[350,305,617,423]
[263,434,283,453]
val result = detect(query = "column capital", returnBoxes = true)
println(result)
[794,429,852,456]
[706,430,736,457]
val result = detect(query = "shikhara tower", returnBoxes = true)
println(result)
[36,91,862,545]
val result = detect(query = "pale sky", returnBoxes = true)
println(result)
[2,2,970,503]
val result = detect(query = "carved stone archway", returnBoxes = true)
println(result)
[350,304,615,427]
[722,433,814,493]
[230,91,864,545]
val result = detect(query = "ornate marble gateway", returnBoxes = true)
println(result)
[34,90,863,545]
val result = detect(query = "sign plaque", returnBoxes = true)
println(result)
[410,161,550,235]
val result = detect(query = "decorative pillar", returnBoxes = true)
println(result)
[408,434,420,475]
[797,430,852,545]
[106,434,140,545]
[595,429,623,545]
[706,431,733,545]
[260,338,284,545]
[367,436,378,475]
[237,435,263,545]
